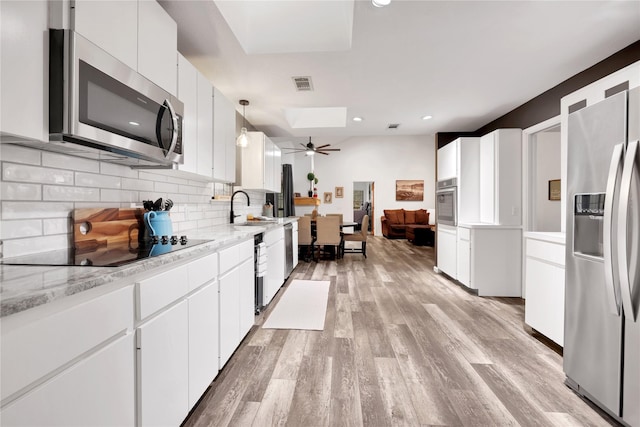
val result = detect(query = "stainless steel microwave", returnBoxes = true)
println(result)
[48,29,183,166]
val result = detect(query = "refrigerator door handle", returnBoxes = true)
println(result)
[603,143,624,316]
[617,140,639,321]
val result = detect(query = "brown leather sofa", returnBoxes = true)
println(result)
[381,209,430,239]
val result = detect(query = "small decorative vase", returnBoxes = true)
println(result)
[308,190,313,197]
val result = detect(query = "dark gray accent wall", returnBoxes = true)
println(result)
[436,39,640,150]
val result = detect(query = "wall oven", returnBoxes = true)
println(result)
[48,29,183,166]
[436,178,457,226]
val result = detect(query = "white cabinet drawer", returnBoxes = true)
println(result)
[457,226,470,241]
[264,227,284,246]
[137,265,189,320]
[526,238,565,266]
[187,253,218,292]
[219,239,253,274]
[1,285,133,401]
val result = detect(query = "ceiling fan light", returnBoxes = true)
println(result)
[236,127,249,147]
[372,0,390,7]
[352,116,363,122]
[422,115,433,120]
[305,150,315,156]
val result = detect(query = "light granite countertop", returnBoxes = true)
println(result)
[0,219,295,318]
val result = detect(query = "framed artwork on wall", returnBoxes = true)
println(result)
[324,192,333,204]
[396,180,424,201]
[335,187,344,198]
[549,179,561,201]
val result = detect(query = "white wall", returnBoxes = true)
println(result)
[289,135,435,234]
[534,131,561,231]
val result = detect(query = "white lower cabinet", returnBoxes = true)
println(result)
[292,220,299,268]
[459,225,522,297]
[456,226,471,287]
[1,332,135,426]
[265,227,285,305]
[524,233,566,346]
[137,301,189,427]
[218,239,255,368]
[437,224,457,279]
[135,252,218,426]
[239,257,256,339]
[187,282,219,408]
[219,265,241,368]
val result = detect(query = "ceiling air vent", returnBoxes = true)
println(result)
[388,123,400,129]
[292,76,313,92]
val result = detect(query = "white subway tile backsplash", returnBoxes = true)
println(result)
[3,163,73,185]
[1,182,42,200]
[0,145,42,165]
[43,218,71,235]
[44,185,100,202]
[122,177,154,191]
[139,171,167,182]
[0,149,269,253]
[2,234,70,257]
[155,181,179,193]
[75,172,122,189]
[166,176,190,185]
[101,189,139,203]
[42,152,99,173]
[2,201,74,219]
[100,161,139,178]
[0,219,42,239]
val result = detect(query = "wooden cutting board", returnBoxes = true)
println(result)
[73,208,145,253]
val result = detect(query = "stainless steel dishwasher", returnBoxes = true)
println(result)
[284,223,293,277]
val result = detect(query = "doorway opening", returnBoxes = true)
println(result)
[353,181,374,235]
[524,117,562,232]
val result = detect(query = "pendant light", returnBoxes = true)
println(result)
[236,99,250,148]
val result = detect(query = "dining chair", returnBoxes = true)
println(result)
[297,216,315,262]
[342,214,368,258]
[314,215,342,260]
[326,213,343,224]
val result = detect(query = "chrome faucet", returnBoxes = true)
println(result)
[230,190,250,223]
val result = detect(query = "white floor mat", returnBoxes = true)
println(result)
[262,279,330,330]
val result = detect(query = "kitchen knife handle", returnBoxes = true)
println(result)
[603,143,624,316]
[617,140,639,321]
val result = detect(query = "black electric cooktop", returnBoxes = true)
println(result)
[0,236,211,267]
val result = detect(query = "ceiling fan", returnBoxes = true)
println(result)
[283,137,341,156]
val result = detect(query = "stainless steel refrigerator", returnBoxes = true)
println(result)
[565,86,639,427]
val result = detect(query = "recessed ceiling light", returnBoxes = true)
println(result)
[352,117,363,122]
[129,121,140,126]
[372,0,391,7]
[421,115,433,120]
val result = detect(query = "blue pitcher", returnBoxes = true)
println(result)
[144,211,173,238]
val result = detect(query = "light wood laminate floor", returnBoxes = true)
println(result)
[183,236,616,427]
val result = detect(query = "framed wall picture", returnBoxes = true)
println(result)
[549,179,561,201]
[396,180,424,201]
[335,187,344,198]
[324,192,333,204]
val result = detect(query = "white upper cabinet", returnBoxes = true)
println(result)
[177,54,198,174]
[239,132,281,192]
[437,140,458,180]
[212,87,237,182]
[177,54,213,179]
[479,129,522,225]
[73,0,177,95]
[196,73,213,178]
[0,0,48,142]
[137,0,177,95]
[457,137,481,224]
[73,0,138,71]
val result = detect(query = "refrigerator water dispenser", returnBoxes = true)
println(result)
[573,193,605,259]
